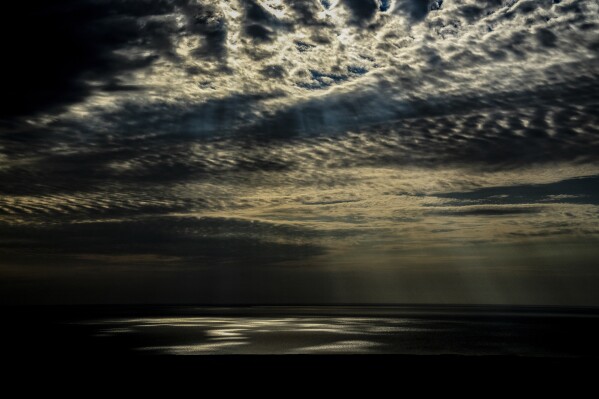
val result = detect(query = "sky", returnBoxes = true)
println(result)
[0,0,598,305]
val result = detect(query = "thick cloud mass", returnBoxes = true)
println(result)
[1,0,599,305]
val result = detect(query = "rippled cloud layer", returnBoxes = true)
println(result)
[1,0,598,304]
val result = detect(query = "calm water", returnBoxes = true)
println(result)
[12,305,596,356]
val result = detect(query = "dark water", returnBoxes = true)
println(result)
[4,305,599,357]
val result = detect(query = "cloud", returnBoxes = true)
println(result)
[393,0,439,22]
[432,175,599,206]
[184,2,229,60]
[1,0,599,304]
[343,0,379,24]
[4,0,598,131]
[426,206,542,217]
[0,1,172,120]
[0,216,325,267]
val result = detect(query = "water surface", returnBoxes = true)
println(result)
[10,305,596,356]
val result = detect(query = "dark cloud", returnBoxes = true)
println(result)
[343,0,379,24]
[0,1,163,120]
[301,199,362,206]
[537,28,558,48]
[432,175,599,206]
[185,3,228,60]
[458,4,483,22]
[101,80,144,93]
[241,0,292,42]
[426,207,542,217]
[244,0,275,23]
[394,0,439,22]
[0,0,233,123]
[261,65,287,79]
[287,1,333,27]
[507,229,578,238]
[0,217,325,267]
[245,24,275,42]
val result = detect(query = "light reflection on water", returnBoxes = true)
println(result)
[88,316,524,355]
[70,306,599,356]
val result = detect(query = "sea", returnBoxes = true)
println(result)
[4,305,599,357]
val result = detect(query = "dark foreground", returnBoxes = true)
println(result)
[2,305,599,382]
[0,306,599,388]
